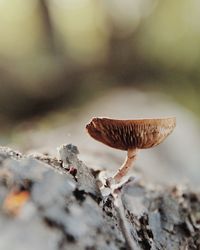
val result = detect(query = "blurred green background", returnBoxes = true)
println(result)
[0,0,200,130]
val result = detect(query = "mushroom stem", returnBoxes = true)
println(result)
[113,148,138,183]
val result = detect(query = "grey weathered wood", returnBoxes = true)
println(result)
[0,145,199,250]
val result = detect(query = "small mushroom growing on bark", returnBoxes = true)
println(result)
[86,117,176,186]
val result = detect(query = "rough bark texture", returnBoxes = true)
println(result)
[0,145,199,250]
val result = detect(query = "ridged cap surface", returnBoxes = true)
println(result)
[86,117,176,150]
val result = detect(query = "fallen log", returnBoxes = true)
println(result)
[0,145,199,250]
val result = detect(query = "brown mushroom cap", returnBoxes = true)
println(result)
[86,117,176,150]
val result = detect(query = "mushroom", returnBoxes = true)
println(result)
[86,117,176,186]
